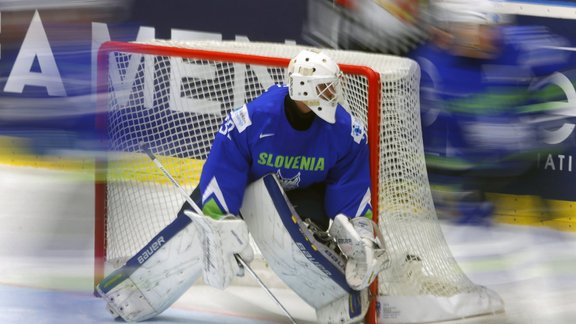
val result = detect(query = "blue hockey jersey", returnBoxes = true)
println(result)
[412,25,571,174]
[199,85,372,220]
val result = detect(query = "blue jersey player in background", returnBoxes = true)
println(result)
[411,0,572,224]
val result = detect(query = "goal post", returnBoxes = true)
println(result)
[94,40,504,323]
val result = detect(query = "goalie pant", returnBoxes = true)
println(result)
[95,174,369,323]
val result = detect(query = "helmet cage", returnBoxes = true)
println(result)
[289,71,343,124]
[290,74,340,102]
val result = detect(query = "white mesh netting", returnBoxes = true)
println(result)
[98,40,503,323]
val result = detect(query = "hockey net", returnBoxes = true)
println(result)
[94,40,503,323]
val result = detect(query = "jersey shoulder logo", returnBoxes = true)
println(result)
[230,104,252,133]
[350,116,366,144]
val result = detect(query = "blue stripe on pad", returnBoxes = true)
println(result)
[263,174,352,293]
[97,213,192,294]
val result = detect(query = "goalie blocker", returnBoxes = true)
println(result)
[96,173,382,323]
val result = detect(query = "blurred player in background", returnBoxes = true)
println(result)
[412,0,572,224]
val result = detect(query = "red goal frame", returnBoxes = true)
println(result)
[94,41,382,324]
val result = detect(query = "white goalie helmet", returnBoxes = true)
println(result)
[287,49,343,124]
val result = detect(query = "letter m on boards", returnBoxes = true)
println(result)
[97,24,278,116]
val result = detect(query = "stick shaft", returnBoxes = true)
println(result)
[235,255,296,323]
[142,144,202,214]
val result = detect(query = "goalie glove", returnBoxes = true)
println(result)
[329,214,390,290]
[184,210,254,290]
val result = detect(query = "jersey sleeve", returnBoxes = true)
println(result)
[199,106,252,219]
[324,117,373,220]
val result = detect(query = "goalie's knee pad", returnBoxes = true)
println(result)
[96,214,203,322]
[240,174,367,322]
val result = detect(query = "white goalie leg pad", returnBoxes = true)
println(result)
[240,174,365,322]
[96,214,203,322]
[184,211,254,290]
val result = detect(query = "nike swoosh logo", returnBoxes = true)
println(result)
[259,133,275,139]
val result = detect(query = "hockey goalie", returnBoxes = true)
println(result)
[95,49,390,323]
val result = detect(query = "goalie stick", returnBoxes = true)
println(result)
[139,142,297,324]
